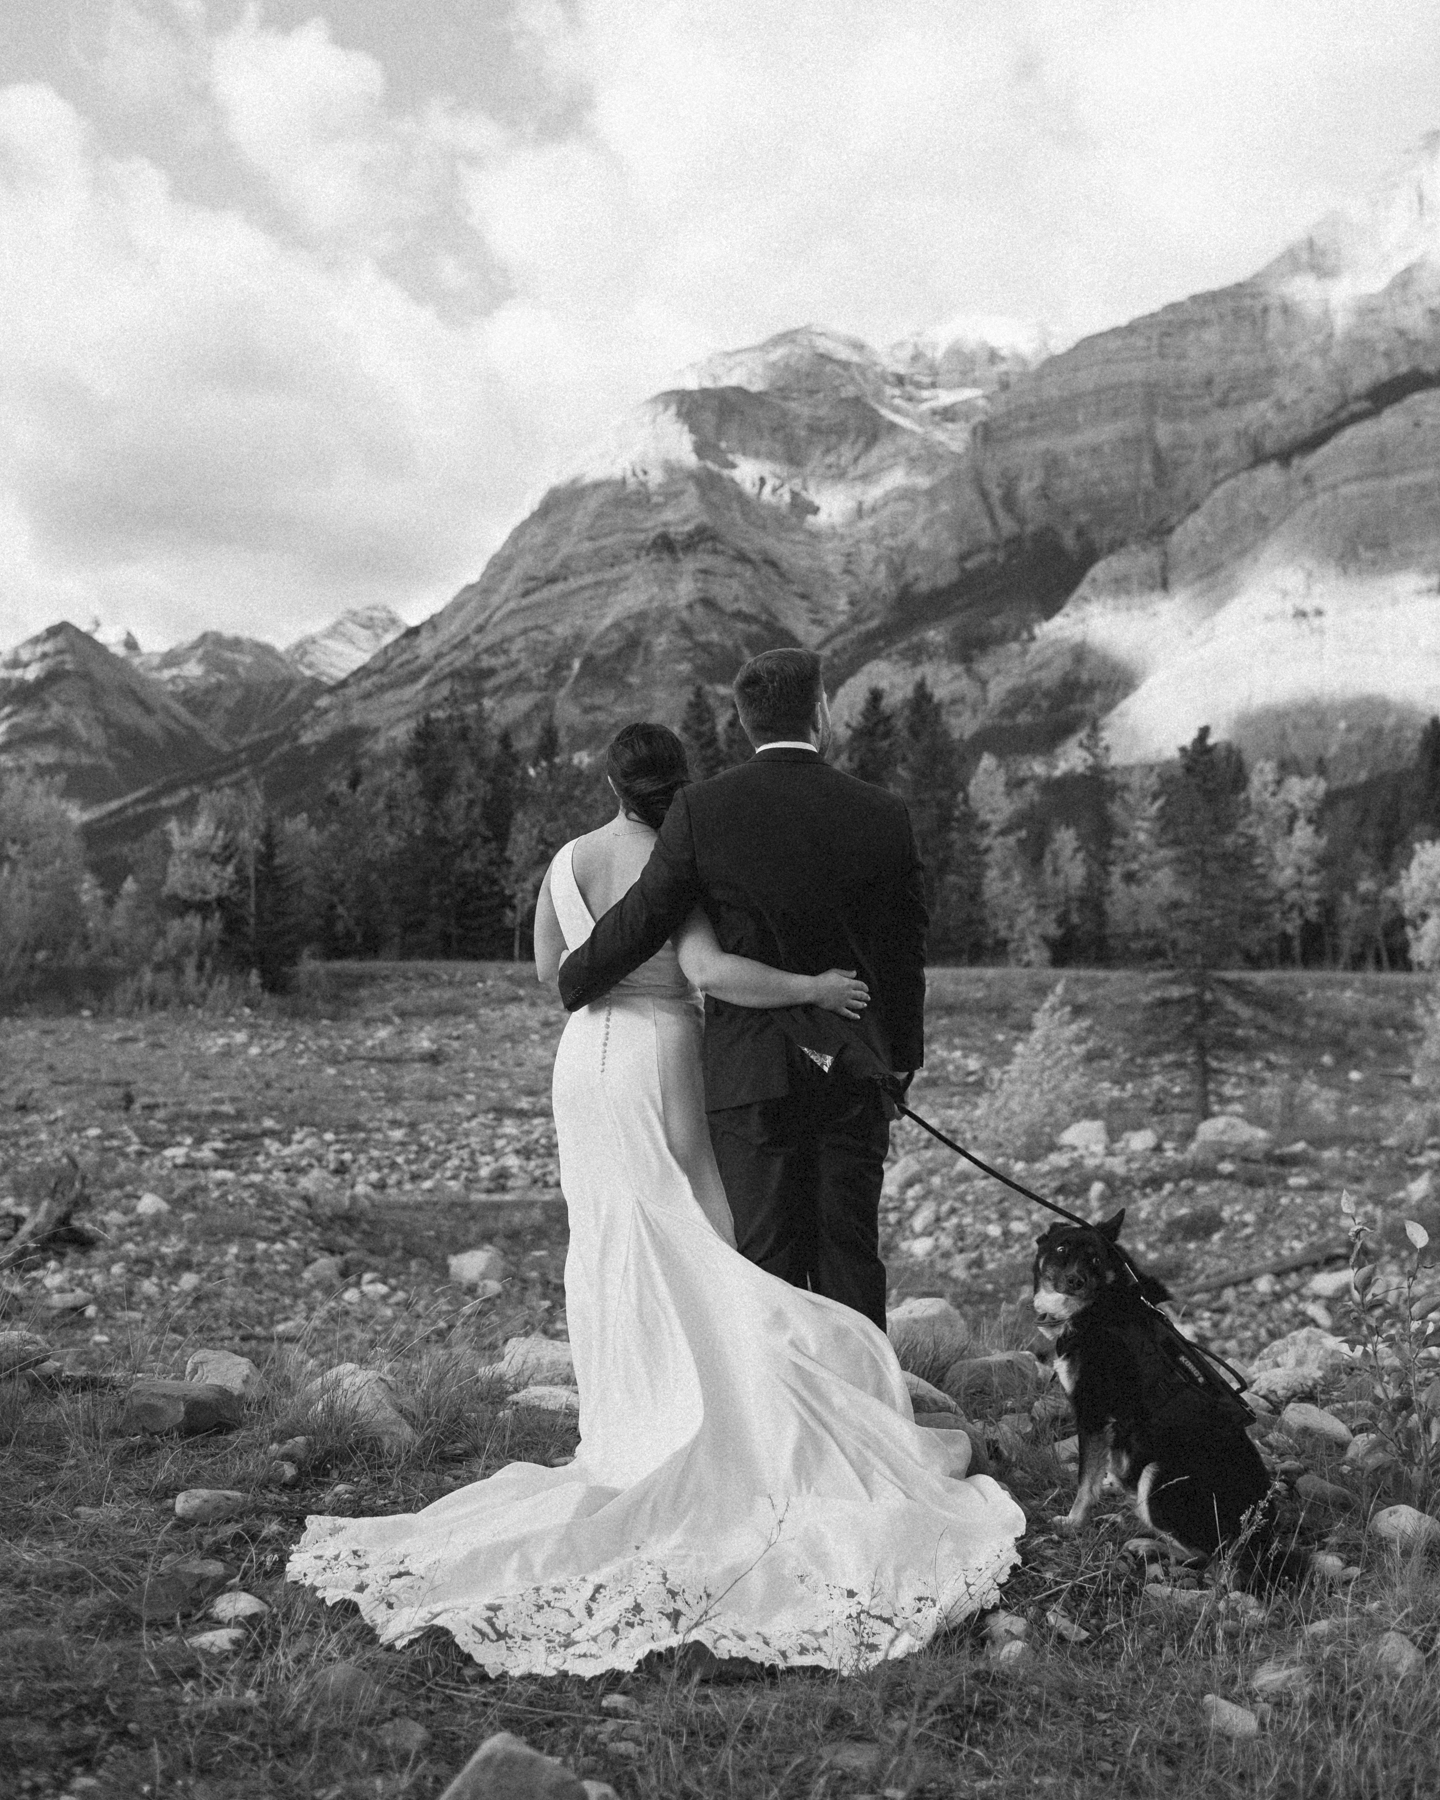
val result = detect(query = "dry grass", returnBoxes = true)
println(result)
[5,964,1440,1797]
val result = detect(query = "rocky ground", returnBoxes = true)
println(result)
[3,962,1440,1799]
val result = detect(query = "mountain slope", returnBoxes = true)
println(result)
[285,606,408,684]
[134,632,323,745]
[0,624,229,807]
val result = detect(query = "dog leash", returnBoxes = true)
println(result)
[890,1094,1254,1409]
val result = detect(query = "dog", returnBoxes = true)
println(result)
[1031,1210,1298,1579]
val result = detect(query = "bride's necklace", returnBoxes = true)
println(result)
[611,814,653,836]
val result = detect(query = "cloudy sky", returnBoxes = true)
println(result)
[2,0,1438,656]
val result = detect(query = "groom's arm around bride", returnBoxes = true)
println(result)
[559,649,927,1329]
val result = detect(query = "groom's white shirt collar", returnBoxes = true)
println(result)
[755,741,818,753]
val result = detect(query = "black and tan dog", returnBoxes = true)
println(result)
[1032,1211,1294,1575]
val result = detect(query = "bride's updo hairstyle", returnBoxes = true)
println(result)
[606,723,691,830]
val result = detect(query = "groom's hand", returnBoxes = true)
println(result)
[880,1070,915,1119]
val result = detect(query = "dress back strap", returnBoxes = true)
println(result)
[549,842,595,950]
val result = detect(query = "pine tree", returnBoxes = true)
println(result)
[251,815,302,993]
[533,712,562,767]
[844,687,899,787]
[1411,716,1440,837]
[679,685,725,780]
[1073,719,1115,964]
[1150,727,1275,1119]
[721,705,753,768]
[897,678,960,914]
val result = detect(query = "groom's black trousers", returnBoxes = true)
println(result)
[708,1048,890,1332]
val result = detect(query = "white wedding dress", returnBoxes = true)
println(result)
[287,841,1024,1676]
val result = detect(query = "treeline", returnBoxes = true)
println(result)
[4,681,1440,1004]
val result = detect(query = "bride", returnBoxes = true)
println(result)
[288,725,1024,1676]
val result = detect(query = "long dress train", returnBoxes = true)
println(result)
[286,841,1024,1676]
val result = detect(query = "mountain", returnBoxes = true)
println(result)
[284,606,409,684]
[51,136,1440,842]
[0,623,229,807]
[134,632,324,744]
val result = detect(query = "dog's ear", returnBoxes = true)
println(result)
[1096,1209,1126,1241]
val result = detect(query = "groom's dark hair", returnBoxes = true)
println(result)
[733,649,824,744]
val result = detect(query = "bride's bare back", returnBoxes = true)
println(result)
[569,817,659,918]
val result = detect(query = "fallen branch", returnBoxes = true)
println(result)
[1178,1244,1349,1298]
[0,1155,89,1271]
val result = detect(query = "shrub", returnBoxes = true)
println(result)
[972,984,1101,1160]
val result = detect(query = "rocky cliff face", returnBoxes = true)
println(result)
[134,633,323,745]
[284,606,408,685]
[285,142,1440,780]
[0,624,229,807]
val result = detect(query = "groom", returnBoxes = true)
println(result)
[558,648,927,1332]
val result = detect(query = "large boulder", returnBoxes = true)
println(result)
[499,1336,575,1389]
[447,1245,508,1287]
[302,1364,417,1448]
[438,1731,589,1800]
[887,1298,971,1378]
[122,1380,243,1437]
[184,1349,260,1398]
[1248,1327,1353,1406]
[1190,1115,1272,1164]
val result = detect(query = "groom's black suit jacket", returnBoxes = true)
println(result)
[557,748,928,1110]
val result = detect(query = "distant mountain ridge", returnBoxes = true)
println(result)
[0,606,406,810]
[8,139,1440,840]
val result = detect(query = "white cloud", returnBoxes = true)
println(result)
[1,0,1439,655]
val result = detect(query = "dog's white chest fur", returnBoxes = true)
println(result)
[1053,1353,1077,1396]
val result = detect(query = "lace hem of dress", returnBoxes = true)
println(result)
[286,1522,1022,1678]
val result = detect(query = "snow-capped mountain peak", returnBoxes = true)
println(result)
[284,606,408,685]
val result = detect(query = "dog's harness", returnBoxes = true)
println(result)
[890,1096,1254,1423]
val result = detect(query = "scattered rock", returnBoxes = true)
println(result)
[174,1489,245,1524]
[902,1370,960,1414]
[0,1329,52,1378]
[437,1730,589,1799]
[1122,1127,1159,1154]
[43,1291,94,1313]
[1306,1268,1356,1301]
[379,1717,433,1758]
[1057,1119,1108,1156]
[1304,1617,1342,1640]
[948,1351,1041,1407]
[1054,1434,1079,1465]
[1044,1607,1090,1644]
[1250,1659,1311,1700]
[1280,1403,1352,1452]
[989,1638,1035,1670]
[1294,1472,1356,1516]
[135,1193,170,1217]
[1369,1630,1425,1681]
[508,1384,580,1415]
[581,1785,620,1800]
[268,1435,314,1468]
[309,1662,391,1718]
[209,1591,270,1623]
[1248,1329,1353,1406]
[447,1245,508,1288]
[1309,1552,1347,1584]
[302,1364,417,1448]
[1369,1504,1440,1552]
[887,1296,971,1373]
[1202,1696,1260,1738]
[1191,1116,1272,1163]
[983,1610,1029,1645]
[302,1254,344,1287]
[882,1153,925,1198]
[184,1349,260,1398]
[129,1557,230,1620]
[1342,1432,1394,1473]
[599,1695,641,1718]
[499,1336,575,1389]
[122,1380,243,1437]
[185,1627,246,1657]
